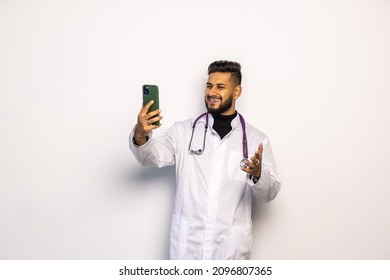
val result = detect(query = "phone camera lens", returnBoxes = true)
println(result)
[143,86,150,95]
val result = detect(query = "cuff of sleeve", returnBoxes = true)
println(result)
[132,135,149,147]
[129,126,152,148]
[250,174,260,184]
[247,162,272,202]
[247,163,268,186]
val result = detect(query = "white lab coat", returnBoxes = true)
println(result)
[129,113,280,260]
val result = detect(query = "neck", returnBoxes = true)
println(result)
[212,110,237,118]
[219,107,236,116]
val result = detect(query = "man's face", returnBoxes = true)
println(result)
[204,72,240,115]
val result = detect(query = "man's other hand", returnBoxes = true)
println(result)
[241,143,263,182]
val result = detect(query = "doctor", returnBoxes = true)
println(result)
[130,60,281,259]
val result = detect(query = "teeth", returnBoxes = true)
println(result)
[209,97,220,102]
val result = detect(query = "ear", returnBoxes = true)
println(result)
[233,85,242,100]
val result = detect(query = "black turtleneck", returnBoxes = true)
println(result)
[212,111,238,139]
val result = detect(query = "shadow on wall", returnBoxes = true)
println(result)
[126,165,176,187]
[251,198,271,233]
[121,164,176,259]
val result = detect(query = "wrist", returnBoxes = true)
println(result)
[134,126,148,143]
[133,135,149,146]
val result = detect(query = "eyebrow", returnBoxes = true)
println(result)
[206,82,226,86]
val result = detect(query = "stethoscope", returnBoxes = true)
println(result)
[188,112,251,168]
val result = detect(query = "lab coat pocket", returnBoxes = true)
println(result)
[227,151,246,182]
[224,225,252,260]
[170,215,189,259]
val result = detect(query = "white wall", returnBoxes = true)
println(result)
[1,0,389,259]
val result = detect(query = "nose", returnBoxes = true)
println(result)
[208,85,218,96]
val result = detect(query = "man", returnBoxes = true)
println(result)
[129,60,280,260]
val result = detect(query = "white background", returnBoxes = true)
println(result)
[0,0,389,259]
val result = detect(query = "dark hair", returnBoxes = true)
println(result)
[208,60,242,86]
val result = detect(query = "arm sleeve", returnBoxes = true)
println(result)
[129,124,179,168]
[246,137,281,203]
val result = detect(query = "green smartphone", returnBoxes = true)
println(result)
[142,84,160,126]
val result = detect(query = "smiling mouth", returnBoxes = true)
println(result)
[208,96,221,103]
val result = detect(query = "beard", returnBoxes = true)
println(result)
[205,94,234,115]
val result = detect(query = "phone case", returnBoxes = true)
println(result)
[142,84,160,125]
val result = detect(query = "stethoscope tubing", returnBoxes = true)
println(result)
[188,113,249,167]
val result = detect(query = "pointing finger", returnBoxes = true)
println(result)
[255,143,263,160]
[258,143,263,156]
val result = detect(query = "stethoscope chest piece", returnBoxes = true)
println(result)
[240,158,251,169]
